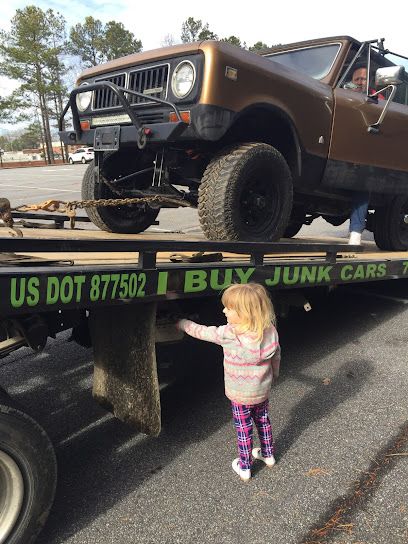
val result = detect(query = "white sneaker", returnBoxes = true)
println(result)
[252,448,276,467]
[231,458,251,481]
[348,231,362,245]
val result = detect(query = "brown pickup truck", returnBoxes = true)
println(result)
[60,36,408,249]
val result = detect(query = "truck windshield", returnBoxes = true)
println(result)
[265,44,341,79]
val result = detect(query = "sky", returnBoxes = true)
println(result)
[1,0,407,130]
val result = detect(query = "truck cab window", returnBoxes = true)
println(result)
[339,44,396,99]
[266,43,341,79]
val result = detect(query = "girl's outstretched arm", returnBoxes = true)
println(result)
[177,319,227,345]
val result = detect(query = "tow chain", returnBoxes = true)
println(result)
[0,198,21,237]
[0,195,193,237]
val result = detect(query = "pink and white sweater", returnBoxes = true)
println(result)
[177,319,280,405]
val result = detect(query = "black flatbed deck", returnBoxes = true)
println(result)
[1,227,408,316]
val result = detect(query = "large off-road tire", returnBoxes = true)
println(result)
[283,207,306,238]
[283,221,303,238]
[373,195,408,250]
[198,143,293,241]
[0,393,57,544]
[82,156,159,234]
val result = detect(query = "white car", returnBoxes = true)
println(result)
[68,147,94,164]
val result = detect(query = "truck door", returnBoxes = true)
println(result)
[322,86,408,195]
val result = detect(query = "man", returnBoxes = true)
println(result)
[346,65,378,245]
[350,66,368,93]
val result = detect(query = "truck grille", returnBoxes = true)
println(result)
[128,64,169,105]
[92,64,169,110]
[93,74,126,110]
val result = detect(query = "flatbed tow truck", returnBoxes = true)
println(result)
[1,221,408,543]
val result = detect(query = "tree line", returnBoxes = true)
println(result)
[0,7,276,160]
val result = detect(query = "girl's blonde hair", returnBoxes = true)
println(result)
[221,283,276,340]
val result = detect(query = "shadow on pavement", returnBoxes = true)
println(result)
[300,419,408,543]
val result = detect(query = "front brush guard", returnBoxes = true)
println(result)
[59,81,186,150]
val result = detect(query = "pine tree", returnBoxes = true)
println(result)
[181,17,218,43]
[0,6,68,164]
[69,16,105,67]
[69,17,142,68]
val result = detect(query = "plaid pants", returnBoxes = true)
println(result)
[231,399,274,471]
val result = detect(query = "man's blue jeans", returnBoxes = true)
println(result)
[349,192,369,233]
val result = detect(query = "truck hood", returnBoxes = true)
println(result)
[77,42,202,84]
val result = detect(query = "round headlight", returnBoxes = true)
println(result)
[172,61,196,99]
[76,83,92,112]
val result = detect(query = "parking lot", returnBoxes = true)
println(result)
[1,166,407,543]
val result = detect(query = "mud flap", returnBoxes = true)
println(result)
[89,303,161,436]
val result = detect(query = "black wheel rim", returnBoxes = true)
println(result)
[238,169,280,236]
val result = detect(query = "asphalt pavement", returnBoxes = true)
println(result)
[0,165,407,544]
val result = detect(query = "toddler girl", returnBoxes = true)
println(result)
[177,282,280,482]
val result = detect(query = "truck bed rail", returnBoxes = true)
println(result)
[1,237,361,267]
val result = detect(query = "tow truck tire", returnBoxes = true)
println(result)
[0,398,57,544]
[373,196,408,250]
[82,160,159,233]
[198,143,293,241]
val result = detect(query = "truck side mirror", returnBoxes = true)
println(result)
[375,65,405,87]
[367,65,406,135]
